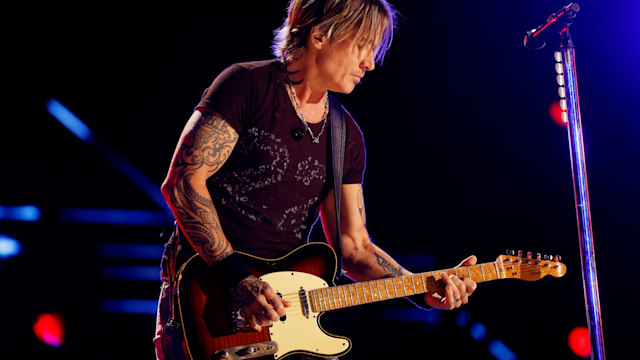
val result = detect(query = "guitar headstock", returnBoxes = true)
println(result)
[496,250,567,281]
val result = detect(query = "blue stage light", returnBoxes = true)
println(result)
[46,98,95,143]
[488,339,517,360]
[0,234,22,258]
[0,205,41,222]
[102,265,161,281]
[470,322,487,342]
[101,299,158,314]
[57,208,172,226]
[98,243,164,260]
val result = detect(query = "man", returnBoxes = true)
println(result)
[155,1,477,359]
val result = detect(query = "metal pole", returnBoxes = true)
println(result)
[559,28,606,360]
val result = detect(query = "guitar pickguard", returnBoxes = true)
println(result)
[261,271,351,359]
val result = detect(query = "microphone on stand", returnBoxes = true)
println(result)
[524,2,580,50]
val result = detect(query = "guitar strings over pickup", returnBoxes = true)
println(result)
[299,287,310,318]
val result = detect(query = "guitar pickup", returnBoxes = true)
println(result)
[213,341,278,360]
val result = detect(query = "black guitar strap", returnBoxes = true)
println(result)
[329,94,346,281]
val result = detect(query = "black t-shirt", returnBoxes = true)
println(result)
[194,59,366,258]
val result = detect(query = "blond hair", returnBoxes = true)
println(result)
[272,0,397,63]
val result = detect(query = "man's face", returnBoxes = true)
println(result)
[315,32,377,94]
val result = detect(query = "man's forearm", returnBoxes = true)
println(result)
[165,176,232,265]
[162,110,239,266]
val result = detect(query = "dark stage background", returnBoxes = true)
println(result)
[2,1,639,359]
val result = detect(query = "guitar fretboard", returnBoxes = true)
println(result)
[308,262,502,312]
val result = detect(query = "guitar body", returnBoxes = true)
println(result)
[176,242,352,360]
[176,242,567,359]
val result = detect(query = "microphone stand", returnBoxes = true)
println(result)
[559,28,605,360]
[526,5,606,359]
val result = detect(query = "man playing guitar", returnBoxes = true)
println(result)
[155,1,477,359]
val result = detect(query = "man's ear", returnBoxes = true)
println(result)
[310,27,326,49]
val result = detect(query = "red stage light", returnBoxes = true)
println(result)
[568,326,590,358]
[549,101,567,127]
[33,312,65,348]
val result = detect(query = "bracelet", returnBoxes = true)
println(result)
[211,253,252,290]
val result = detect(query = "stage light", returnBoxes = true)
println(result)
[57,208,172,226]
[33,312,65,348]
[0,205,41,222]
[488,339,517,360]
[0,234,21,258]
[568,326,590,358]
[456,311,471,327]
[46,99,95,143]
[101,299,159,314]
[549,101,567,127]
[469,322,487,341]
[46,98,172,215]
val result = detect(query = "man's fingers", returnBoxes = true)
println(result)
[263,288,288,318]
[458,255,477,267]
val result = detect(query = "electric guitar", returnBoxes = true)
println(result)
[176,242,566,360]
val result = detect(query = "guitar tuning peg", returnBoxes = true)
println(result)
[543,254,549,260]
[554,255,561,262]
[536,253,541,260]
[505,249,511,255]
[527,252,532,259]
[517,250,523,257]
[557,74,565,86]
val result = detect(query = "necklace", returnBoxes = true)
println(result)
[283,63,329,144]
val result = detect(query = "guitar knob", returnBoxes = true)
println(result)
[215,350,229,359]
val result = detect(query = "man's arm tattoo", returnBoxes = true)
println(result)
[168,114,238,265]
[375,253,404,277]
[230,275,270,309]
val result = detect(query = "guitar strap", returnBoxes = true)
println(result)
[329,94,346,281]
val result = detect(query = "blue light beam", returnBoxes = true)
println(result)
[46,98,172,216]
[0,205,41,222]
[57,208,172,226]
[488,339,518,360]
[101,299,158,314]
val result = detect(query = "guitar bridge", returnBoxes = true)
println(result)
[213,341,278,360]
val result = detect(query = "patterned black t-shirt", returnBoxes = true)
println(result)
[194,60,365,258]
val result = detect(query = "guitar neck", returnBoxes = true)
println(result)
[308,262,501,312]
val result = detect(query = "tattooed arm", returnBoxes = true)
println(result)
[320,183,477,310]
[161,109,287,330]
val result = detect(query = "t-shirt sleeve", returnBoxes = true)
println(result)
[342,111,366,185]
[195,64,254,134]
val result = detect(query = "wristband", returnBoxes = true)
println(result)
[211,253,252,290]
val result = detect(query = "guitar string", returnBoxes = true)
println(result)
[248,263,562,321]
[272,263,558,300]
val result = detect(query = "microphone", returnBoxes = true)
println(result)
[291,127,305,140]
[524,2,580,50]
